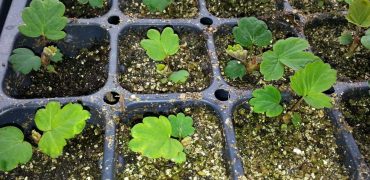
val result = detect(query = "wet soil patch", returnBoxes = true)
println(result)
[61,0,110,18]
[206,0,279,18]
[115,106,227,179]
[233,100,349,178]
[340,92,370,164]
[0,124,104,179]
[288,0,348,14]
[214,19,299,89]
[119,0,199,18]
[304,16,370,82]
[118,26,212,93]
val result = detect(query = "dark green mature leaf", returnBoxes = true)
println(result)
[290,61,337,108]
[361,29,370,49]
[168,113,195,139]
[35,102,91,158]
[346,0,370,27]
[10,48,41,74]
[249,85,283,117]
[169,70,189,84]
[0,127,32,172]
[19,0,68,40]
[339,31,353,45]
[77,0,104,8]
[129,116,186,163]
[225,60,247,80]
[143,0,173,12]
[233,17,272,48]
[260,38,319,81]
[140,27,180,61]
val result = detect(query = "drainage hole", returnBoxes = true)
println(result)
[108,16,120,25]
[200,17,213,26]
[215,89,230,101]
[104,91,120,105]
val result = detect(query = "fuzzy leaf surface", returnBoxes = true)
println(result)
[249,85,283,117]
[233,17,272,48]
[10,48,41,74]
[346,0,370,27]
[168,113,195,139]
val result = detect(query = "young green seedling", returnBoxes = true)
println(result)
[338,0,370,56]
[77,0,104,8]
[10,46,63,75]
[128,113,195,163]
[19,0,68,41]
[143,0,173,12]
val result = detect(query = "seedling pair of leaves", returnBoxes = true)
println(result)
[338,0,370,54]
[129,113,195,163]
[143,0,173,12]
[0,102,91,172]
[141,27,190,84]
[77,0,104,8]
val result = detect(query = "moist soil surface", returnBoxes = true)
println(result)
[305,16,370,82]
[340,93,370,165]
[288,0,348,14]
[0,124,104,179]
[4,42,110,99]
[61,0,110,18]
[233,100,349,179]
[119,0,199,18]
[215,19,298,89]
[119,27,212,93]
[115,106,227,179]
[206,0,278,18]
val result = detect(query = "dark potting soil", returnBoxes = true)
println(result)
[115,106,227,179]
[0,124,104,179]
[288,0,348,14]
[206,0,278,18]
[4,42,110,99]
[215,19,298,89]
[233,100,349,179]
[304,16,370,82]
[119,27,212,93]
[61,0,110,18]
[340,93,370,165]
[119,0,199,18]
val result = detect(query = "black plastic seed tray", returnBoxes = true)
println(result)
[0,0,369,179]
[0,0,11,36]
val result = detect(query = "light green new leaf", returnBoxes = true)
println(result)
[260,38,319,81]
[0,127,32,172]
[226,44,248,61]
[249,85,283,117]
[290,61,337,108]
[233,17,272,48]
[292,112,302,128]
[129,116,186,163]
[140,27,180,61]
[10,48,41,74]
[77,0,104,8]
[18,0,68,40]
[346,0,370,27]
[168,113,195,139]
[169,70,189,84]
[35,102,91,158]
[143,0,173,12]
[361,29,370,49]
[339,31,353,45]
[225,60,246,80]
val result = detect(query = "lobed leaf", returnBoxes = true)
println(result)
[346,0,370,27]
[249,85,283,117]
[169,70,189,84]
[168,113,195,139]
[226,44,248,61]
[9,48,41,74]
[143,0,173,12]
[225,60,246,80]
[233,17,272,48]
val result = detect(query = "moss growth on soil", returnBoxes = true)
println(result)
[119,27,212,93]
[61,0,110,18]
[215,20,298,89]
[0,124,104,179]
[340,93,370,164]
[305,16,370,82]
[206,0,277,18]
[116,106,227,179]
[4,42,110,98]
[288,0,348,14]
[120,0,199,18]
[233,100,349,179]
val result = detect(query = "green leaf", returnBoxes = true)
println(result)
[77,0,104,8]
[43,46,63,63]
[225,60,246,80]
[168,113,195,139]
[233,17,272,48]
[226,44,247,61]
[249,85,283,117]
[140,27,180,61]
[143,0,173,12]
[0,127,32,172]
[10,48,41,74]
[18,0,68,40]
[169,70,189,84]
[346,0,370,27]
[339,31,353,45]
[129,116,186,163]
[35,102,91,158]
[290,61,337,108]
[292,112,302,128]
[361,29,370,49]
[260,38,319,81]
